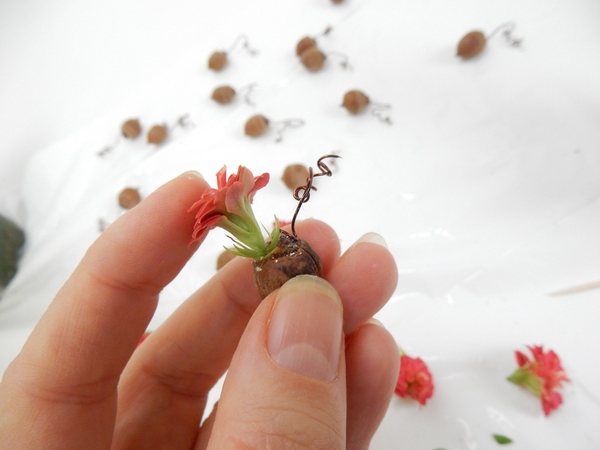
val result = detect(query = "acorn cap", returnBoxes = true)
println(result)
[342,90,370,114]
[118,187,141,209]
[252,231,323,299]
[212,85,236,104]
[457,31,486,59]
[208,51,228,71]
[121,119,141,139]
[300,46,326,72]
[147,125,168,144]
[296,36,317,56]
[244,114,269,137]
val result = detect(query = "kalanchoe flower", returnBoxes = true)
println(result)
[188,165,279,259]
[395,351,434,405]
[508,345,569,416]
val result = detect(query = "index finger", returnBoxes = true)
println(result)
[0,171,208,449]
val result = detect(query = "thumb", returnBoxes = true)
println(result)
[206,275,346,450]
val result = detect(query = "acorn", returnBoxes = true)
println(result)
[147,125,168,144]
[342,90,370,114]
[208,51,228,71]
[244,114,269,137]
[282,164,309,190]
[296,36,317,56]
[300,46,326,72]
[121,119,141,139]
[252,230,323,299]
[457,31,486,59]
[216,249,237,270]
[118,187,141,209]
[212,85,236,104]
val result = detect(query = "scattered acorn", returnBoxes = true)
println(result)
[208,35,257,72]
[282,164,309,190]
[296,36,317,56]
[121,119,141,139]
[211,83,257,106]
[208,51,228,71]
[457,23,523,60]
[244,115,304,141]
[245,114,270,137]
[456,31,487,59]
[118,187,141,209]
[212,85,236,104]
[342,90,391,123]
[343,90,370,114]
[147,124,168,145]
[300,47,326,72]
[217,249,237,270]
[252,230,323,299]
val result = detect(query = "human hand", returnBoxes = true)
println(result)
[0,171,399,450]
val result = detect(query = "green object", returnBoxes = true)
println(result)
[492,434,513,444]
[0,214,25,288]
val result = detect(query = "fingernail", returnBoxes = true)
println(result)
[366,317,385,328]
[267,275,343,382]
[350,232,388,250]
[183,170,204,180]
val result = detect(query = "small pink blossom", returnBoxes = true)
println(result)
[508,345,569,416]
[395,354,434,405]
[188,165,279,259]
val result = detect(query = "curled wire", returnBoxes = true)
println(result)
[291,154,340,236]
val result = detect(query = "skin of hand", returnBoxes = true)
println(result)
[0,171,399,450]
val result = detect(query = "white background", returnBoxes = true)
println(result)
[1,0,600,448]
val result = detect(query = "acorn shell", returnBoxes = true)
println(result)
[244,114,269,137]
[252,230,323,299]
[342,90,370,114]
[208,51,228,71]
[281,164,309,190]
[457,31,486,59]
[212,85,236,104]
[296,36,317,56]
[147,125,168,144]
[300,46,326,72]
[121,119,141,139]
[118,187,141,209]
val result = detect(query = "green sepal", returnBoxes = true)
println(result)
[492,434,513,444]
[507,368,543,396]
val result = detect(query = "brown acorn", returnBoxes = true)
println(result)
[212,85,236,104]
[342,90,370,114]
[118,187,141,209]
[121,119,141,139]
[216,249,237,270]
[457,31,486,59]
[252,230,323,299]
[300,46,326,72]
[208,51,228,71]
[282,164,309,190]
[147,125,168,144]
[296,36,317,56]
[245,114,269,137]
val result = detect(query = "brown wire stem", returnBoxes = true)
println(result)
[291,154,341,236]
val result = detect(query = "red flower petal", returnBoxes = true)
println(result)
[395,355,434,405]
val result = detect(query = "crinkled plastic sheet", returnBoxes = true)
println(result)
[1,0,600,448]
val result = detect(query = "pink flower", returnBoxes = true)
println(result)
[188,165,279,259]
[395,354,434,405]
[508,345,569,416]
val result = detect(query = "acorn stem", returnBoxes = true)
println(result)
[227,34,258,55]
